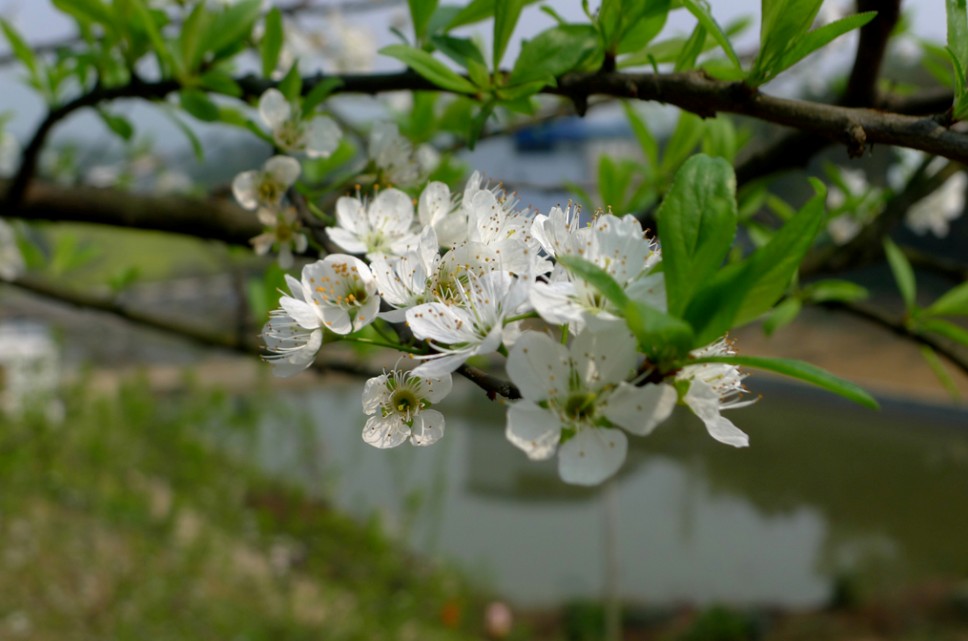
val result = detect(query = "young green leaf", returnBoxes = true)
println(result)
[925,281,968,317]
[493,0,527,70]
[277,62,303,101]
[203,0,263,60]
[883,238,917,312]
[622,103,659,169]
[680,0,741,69]
[0,19,41,85]
[688,354,880,409]
[776,11,877,75]
[625,299,695,363]
[753,0,823,84]
[918,317,968,346]
[557,255,629,308]
[656,154,738,317]
[97,109,134,141]
[947,0,968,70]
[408,0,439,42]
[762,297,801,335]
[801,279,869,303]
[674,23,707,71]
[919,346,961,399]
[380,44,478,93]
[261,7,284,78]
[178,2,210,73]
[509,24,600,87]
[302,77,345,116]
[180,89,220,122]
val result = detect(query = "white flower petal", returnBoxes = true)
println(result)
[232,170,260,209]
[557,428,627,486]
[685,379,749,447]
[410,409,445,446]
[416,373,452,403]
[369,188,414,233]
[304,116,342,158]
[362,374,388,415]
[419,181,452,227]
[279,296,321,330]
[570,327,638,391]
[409,353,468,378]
[326,227,368,255]
[259,88,291,131]
[265,155,301,186]
[506,401,562,461]
[362,415,410,448]
[602,382,676,436]
[506,331,570,401]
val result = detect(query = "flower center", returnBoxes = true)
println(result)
[258,179,283,205]
[564,391,597,422]
[387,388,424,421]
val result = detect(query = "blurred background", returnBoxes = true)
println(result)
[2,1,968,640]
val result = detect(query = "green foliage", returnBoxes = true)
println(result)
[657,154,738,317]
[492,0,527,69]
[509,24,600,88]
[883,238,917,312]
[947,0,968,117]
[689,354,880,409]
[259,7,284,78]
[408,0,439,43]
[381,44,478,94]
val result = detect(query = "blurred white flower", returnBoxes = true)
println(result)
[368,122,430,188]
[505,329,676,486]
[322,13,376,73]
[154,169,194,195]
[827,215,862,245]
[251,206,308,268]
[232,155,301,210]
[361,369,452,448]
[906,172,967,237]
[326,187,418,259]
[259,89,341,158]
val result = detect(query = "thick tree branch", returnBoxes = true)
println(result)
[7,69,968,207]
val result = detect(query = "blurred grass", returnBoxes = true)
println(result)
[0,375,485,640]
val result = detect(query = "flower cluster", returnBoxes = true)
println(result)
[261,166,754,486]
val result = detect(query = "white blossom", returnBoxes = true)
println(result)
[326,188,419,259]
[406,270,530,377]
[906,172,966,238]
[677,339,753,448]
[291,254,381,334]
[259,88,341,158]
[368,122,433,188]
[232,155,301,210]
[371,226,440,322]
[361,369,452,448]
[505,329,676,486]
[261,290,324,378]
[251,206,308,268]
[827,215,862,245]
[418,181,466,247]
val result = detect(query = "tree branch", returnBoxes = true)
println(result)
[820,299,968,378]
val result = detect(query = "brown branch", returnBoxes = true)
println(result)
[903,246,968,283]
[821,299,968,378]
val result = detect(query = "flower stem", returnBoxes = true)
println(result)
[341,336,423,355]
[503,311,539,325]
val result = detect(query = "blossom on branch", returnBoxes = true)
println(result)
[361,369,452,448]
[259,89,341,158]
[505,329,677,486]
[326,187,418,259]
[251,206,308,269]
[232,155,301,210]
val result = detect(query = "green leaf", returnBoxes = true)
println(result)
[689,354,880,409]
[380,44,478,93]
[129,0,174,73]
[493,0,527,69]
[776,11,876,75]
[680,0,741,69]
[180,89,220,122]
[302,77,344,116]
[203,0,262,60]
[557,255,629,308]
[431,34,487,68]
[277,62,302,102]
[883,238,917,311]
[947,0,968,68]
[97,109,134,140]
[616,2,670,55]
[261,7,285,78]
[918,317,968,346]
[199,69,242,97]
[801,279,868,303]
[925,281,968,317]
[753,0,823,83]
[0,19,41,84]
[659,112,705,175]
[409,0,439,41]
[509,24,600,86]
[656,154,738,316]
[684,181,827,344]
[52,0,115,30]
[919,346,961,399]
[762,297,801,335]
[625,298,695,363]
[622,103,659,169]
[674,22,707,71]
[178,2,210,73]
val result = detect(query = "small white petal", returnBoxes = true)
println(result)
[304,116,342,158]
[362,374,388,415]
[557,428,627,486]
[279,296,321,330]
[570,327,638,390]
[506,401,562,461]
[369,188,414,233]
[410,409,445,446]
[259,89,291,131]
[685,379,749,447]
[602,382,676,436]
[265,155,301,186]
[506,331,570,401]
[362,415,410,448]
[326,227,368,254]
[232,170,260,209]
[416,373,453,404]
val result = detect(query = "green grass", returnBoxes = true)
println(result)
[0,375,486,641]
